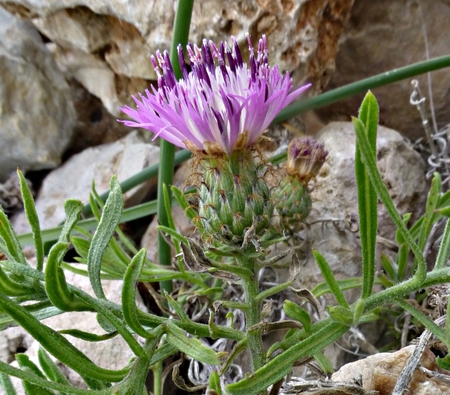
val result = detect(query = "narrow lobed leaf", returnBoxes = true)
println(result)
[17,170,44,271]
[87,176,124,299]
[122,249,154,339]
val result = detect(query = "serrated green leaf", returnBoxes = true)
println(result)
[87,176,124,299]
[122,249,153,339]
[17,170,44,272]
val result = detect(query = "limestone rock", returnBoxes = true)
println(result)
[293,121,427,291]
[1,0,355,115]
[332,345,450,395]
[0,7,76,181]
[12,130,160,234]
[317,0,450,141]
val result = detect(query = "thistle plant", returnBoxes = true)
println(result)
[121,34,311,374]
[3,6,450,395]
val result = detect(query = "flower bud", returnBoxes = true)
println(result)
[286,137,328,182]
[193,148,274,249]
[274,137,328,232]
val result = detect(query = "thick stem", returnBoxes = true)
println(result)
[239,254,264,372]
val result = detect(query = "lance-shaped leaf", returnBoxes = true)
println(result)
[0,209,26,265]
[352,116,427,283]
[354,91,378,299]
[283,300,311,333]
[37,348,72,393]
[87,176,124,299]
[164,321,223,365]
[0,290,129,382]
[435,218,450,269]
[171,185,197,221]
[0,266,36,297]
[313,250,349,308]
[0,372,16,395]
[17,170,44,272]
[327,305,354,326]
[59,200,83,244]
[122,249,153,339]
[226,322,348,395]
[45,242,91,312]
[16,354,55,395]
[418,173,441,252]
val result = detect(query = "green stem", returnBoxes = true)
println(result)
[238,254,264,372]
[274,54,450,124]
[152,360,163,395]
[157,0,194,294]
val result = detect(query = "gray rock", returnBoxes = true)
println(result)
[290,122,427,293]
[0,7,76,181]
[317,0,450,141]
[12,130,160,234]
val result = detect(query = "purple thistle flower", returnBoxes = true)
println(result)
[119,34,311,156]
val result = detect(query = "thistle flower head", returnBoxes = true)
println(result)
[286,137,328,182]
[119,35,310,156]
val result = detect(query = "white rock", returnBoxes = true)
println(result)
[0,7,76,181]
[12,130,160,233]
